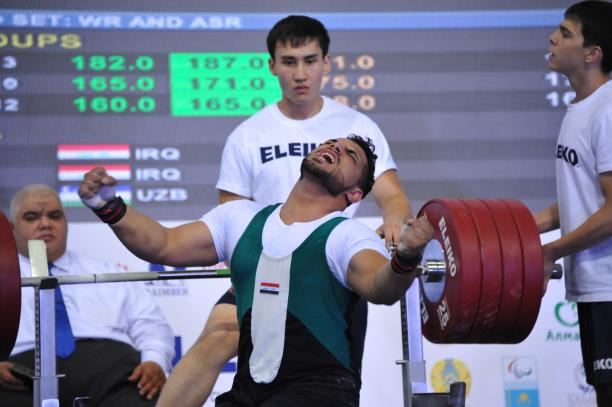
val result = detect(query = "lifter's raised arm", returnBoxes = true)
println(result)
[78,167,218,268]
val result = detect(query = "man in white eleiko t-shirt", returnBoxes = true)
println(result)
[535,2,612,405]
[216,95,397,217]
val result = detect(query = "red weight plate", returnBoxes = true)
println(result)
[418,199,481,343]
[459,199,503,342]
[0,211,21,360]
[480,199,524,343]
[503,199,544,343]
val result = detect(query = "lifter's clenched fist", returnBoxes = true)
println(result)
[396,216,434,260]
[78,167,118,209]
[79,167,128,225]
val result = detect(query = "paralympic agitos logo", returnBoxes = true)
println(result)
[507,358,534,380]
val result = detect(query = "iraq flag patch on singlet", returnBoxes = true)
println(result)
[259,282,280,295]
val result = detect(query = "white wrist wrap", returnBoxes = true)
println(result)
[81,185,117,209]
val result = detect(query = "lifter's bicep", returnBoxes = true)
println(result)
[164,221,219,267]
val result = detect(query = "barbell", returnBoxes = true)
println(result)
[0,198,558,361]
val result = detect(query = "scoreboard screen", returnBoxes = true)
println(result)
[0,1,568,221]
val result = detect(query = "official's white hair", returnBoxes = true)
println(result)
[9,184,60,224]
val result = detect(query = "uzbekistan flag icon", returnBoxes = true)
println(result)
[259,282,280,295]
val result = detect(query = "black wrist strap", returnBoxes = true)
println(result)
[93,196,127,225]
[391,251,422,275]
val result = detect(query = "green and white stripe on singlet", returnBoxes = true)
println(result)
[230,204,359,382]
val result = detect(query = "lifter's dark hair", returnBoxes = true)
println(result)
[565,1,612,73]
[347,134,377,198]
[266,15,330,60]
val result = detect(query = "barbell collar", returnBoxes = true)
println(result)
[551,264,563,280]
[418,261,446,283]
